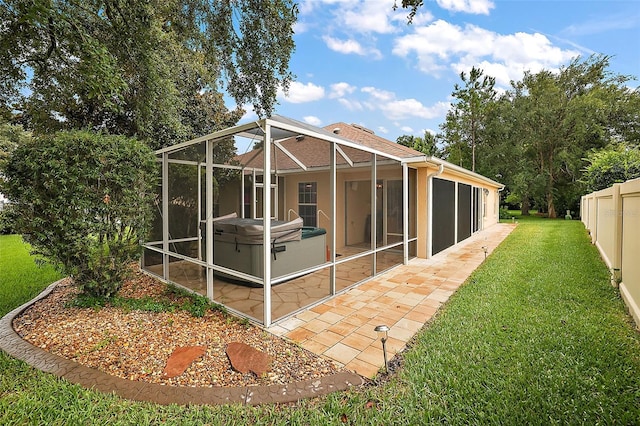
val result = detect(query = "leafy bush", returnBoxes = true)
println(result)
[0,130,157,297]
[0,204,17,234]
[499,207,512,220]
[0,123,31,235]
[583,144,640,192]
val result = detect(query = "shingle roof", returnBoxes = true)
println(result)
[236,121,423,172]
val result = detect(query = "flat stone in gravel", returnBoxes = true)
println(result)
[163,346,207,378]
[226,342,271,376]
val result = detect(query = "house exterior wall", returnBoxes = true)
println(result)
[222,162,500,261]
[217,179,242,217]
[282,170,333,244]
[416,164,501,258]
[281,165,405,254]
[416,168,429,258]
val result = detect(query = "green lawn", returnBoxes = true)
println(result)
[1,222,639,425]
[0,235,61,316]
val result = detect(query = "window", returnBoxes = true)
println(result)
[298,182,317,226]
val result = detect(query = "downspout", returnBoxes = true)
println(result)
[426,162,444,258]
[427,163,445,179]
[497,185,505,221]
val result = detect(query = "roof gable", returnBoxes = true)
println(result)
[236,121,423,172]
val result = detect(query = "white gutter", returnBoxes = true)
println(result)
[421,156,503,189]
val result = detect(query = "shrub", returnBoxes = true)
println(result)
[499,207,512,220]
[0,204,17,234]
[0,123,31,235]
[583,144,640,192]
[0,130,157,297]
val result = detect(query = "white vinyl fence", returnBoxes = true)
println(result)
[582,177,640,328]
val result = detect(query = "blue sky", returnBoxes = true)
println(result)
[233,0,640,154]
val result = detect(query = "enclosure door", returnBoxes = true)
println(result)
[385,180,403,245]
[457,183,472,243]
[472,187,482,233]
[248,175,283,220]
[345,179,404,248]
[344,180,371,247]
[431,177,456,255]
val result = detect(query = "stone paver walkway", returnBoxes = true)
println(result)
[0,223,514,405]
[270,223,515,377]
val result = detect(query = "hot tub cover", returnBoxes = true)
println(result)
[213,214,304,244]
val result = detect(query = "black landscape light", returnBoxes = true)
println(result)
[374,324,390,374]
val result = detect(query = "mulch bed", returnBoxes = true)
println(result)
[12,267,347,388]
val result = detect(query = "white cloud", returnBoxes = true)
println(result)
[293,21,310,34]
[329,82,357,98]
[297,0,344,16]
[408,11,435,26]
[337,98,364,111]
[297,0,317,16]
[393,20,580,86]
[361,86,451,121]
[323,36,382,59]
[239,106,257,123]
[302,0,401,34]
[382,99,450,120]
[400,126,413,133]
[280,81,325,103]
[303,116,323,126]
[436,0,495,15]
[323,36,365,55]
[377,126,389,134]
[361,87,395,103]
[339,0,399,34]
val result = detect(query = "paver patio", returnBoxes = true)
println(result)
[270,223,515,377]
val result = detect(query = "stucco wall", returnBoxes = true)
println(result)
[250,162,501,261]
[281,166,405,254]
[418,164,501,258]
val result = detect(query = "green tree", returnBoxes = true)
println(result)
[0,0,297,149]
[0,131,157,297]
[482,96,535,215]
[440,66,496,172]
[0,121,32,233]
[610,86,640,149]
[583,143,640,192]
[397,131,440,156]
[511,56,635,217]
[479,55,637,217]
[0,122,31,166]
[393,0,425,22]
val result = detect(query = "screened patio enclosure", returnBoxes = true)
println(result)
[142,115,421,327]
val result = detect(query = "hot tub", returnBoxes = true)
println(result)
[211,214,326,284]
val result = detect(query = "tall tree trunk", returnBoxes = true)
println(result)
[547,192,557,218]
[521,197,530,216]
[546,158,557,218]
[471,139,476,172]
[471,117,476,172]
